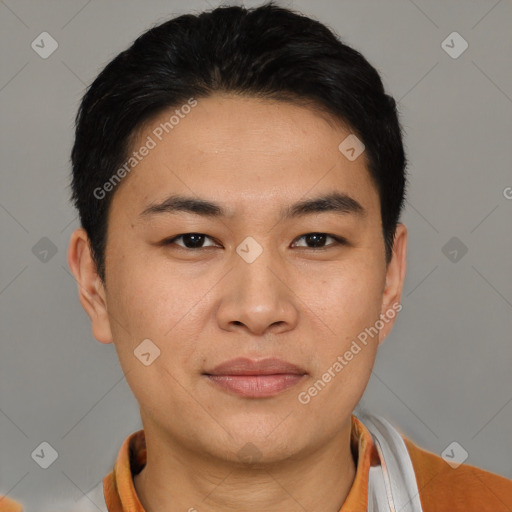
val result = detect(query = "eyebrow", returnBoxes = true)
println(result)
[139,192,366,220]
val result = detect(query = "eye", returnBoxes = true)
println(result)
[163,233,219,250]
[292,233,346,249]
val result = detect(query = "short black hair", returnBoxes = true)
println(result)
[70,1,407,283]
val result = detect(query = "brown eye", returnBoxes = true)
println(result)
[292,233,346,249]
[164,233,218,249]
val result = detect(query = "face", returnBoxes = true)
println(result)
[69,93,406,464]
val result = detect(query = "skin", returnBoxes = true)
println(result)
[68,93,407,512]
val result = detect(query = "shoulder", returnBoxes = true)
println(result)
[403,436,512,511]
[0,495,23,512]
[0,480,107,512]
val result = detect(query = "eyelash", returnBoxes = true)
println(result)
[161,232,347,251]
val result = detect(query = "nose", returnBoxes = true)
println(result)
[216,247,299,336]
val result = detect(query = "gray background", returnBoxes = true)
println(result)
[1,0,511,510]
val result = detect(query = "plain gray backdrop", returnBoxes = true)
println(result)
[1,0,511,510]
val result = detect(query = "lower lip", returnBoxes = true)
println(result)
[205,374,306,398]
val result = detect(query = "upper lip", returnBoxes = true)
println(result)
[204,357,307,376]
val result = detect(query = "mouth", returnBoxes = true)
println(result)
[203,357,308,398]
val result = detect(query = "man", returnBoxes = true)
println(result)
[2,2,511,511]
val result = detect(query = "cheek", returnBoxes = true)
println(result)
[315,261,385,341]
[297,267,382,416]
[105,254,206,413]
[303,258,384,386]
[105,250,203,366]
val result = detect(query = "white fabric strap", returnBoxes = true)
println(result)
[358,413,423,512]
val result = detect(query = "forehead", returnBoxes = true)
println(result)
[110,94,380,221]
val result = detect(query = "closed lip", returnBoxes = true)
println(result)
[204,357,307,376]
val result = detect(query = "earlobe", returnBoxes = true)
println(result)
[67,228,113,344]
[378,223,407,345]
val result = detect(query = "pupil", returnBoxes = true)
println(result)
[306,233,325,247]
[184,233,204,248]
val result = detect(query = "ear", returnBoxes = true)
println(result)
[378,223,407,345]
[67,228,113,344]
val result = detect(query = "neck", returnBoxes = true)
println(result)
[133,419,357,512]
